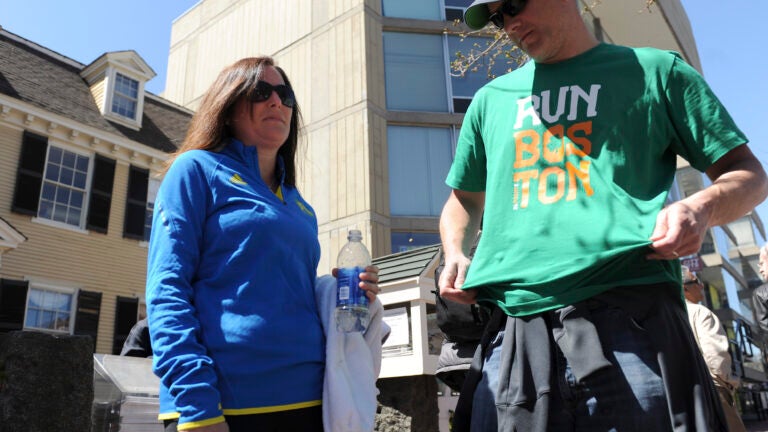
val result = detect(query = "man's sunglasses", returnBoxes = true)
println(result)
[488,0,528,29]
[684,277,701,286]
[247,81,296,108]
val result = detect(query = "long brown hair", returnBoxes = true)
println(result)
[165,56,303,186]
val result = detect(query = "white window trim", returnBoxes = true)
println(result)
[35,140,94,231]
[103,67,145,129]
[22,277,80,335]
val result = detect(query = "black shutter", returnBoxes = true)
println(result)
[12,131,47,215]
[0,279,29,333]
[74,290,102,352]
[113,296,139,354]
[86,155,116,234]
[123,166,149,240]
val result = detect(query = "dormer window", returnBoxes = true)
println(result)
[80,51,156,130]
[112,73,139,120]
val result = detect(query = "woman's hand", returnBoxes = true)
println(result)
[333,265,381,302]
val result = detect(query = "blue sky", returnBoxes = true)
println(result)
[1,0,767,237]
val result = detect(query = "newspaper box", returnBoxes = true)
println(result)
[93,354,163,432]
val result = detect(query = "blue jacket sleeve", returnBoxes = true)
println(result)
[146,152,225,427]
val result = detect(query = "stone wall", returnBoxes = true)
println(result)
[0,331,93,432]
[376,375,439,432]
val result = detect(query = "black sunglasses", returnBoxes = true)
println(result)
[684,277,701,286]
[488,0,528,29]
[248,81,296,108]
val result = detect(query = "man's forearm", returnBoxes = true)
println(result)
[694,146,768,228]
[439,190,484,257]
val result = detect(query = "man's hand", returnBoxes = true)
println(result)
[648,144,768,260]
[647,199,710,260]
[438,254,478,304]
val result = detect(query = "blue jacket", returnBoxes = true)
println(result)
[146,139,324,429]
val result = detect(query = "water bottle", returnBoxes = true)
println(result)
[335,229,371,332]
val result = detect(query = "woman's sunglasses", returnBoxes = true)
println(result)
[248,81,296,108]
[488,0,528,29]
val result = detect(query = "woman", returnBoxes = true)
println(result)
[146,57,379,432]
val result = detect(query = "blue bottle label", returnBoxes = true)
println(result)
[336,266,368,307]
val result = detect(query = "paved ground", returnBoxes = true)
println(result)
[747,418,768,432]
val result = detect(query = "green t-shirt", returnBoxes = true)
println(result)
[445,43,746,317]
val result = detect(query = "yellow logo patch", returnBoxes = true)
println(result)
[230,173,247,185]
[296,200,314,217]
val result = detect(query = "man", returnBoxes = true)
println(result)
[438,0,768,430]
[682,266,746,432]
[752,244,768,332]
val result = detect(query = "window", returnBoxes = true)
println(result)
[391,232,441,253]
[382,0,473,21]
[384,33,449,112]
[38,145,90,227]
[388,125,455,216]
[13,132,116,233]
[382,0,442,20]
[384,32,511,113]
[24,285,75,333]
[447,35,511,113]
[444,0,472,22]
[112,73,139,120]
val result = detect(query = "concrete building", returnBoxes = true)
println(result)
[0,27,192,354]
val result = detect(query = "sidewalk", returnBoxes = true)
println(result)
[747,419,768,432]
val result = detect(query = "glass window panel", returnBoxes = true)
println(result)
[70,190,84,208]
[448,35,512,98]
[391,231,441,253]
[41,183,56,201]
[67,208,81,226]
[56,188,71,205]
[384,33,449,112]
[60,167,73,186]
[388,126,453,216]
[74,171,87,189]
[445,0,472,22]
[45,164,59,181]
[445,8,464,21]
[38,201,53,219]
[53,204,68,223]
[382,0,441,20]
[40,311,54,328]
[48,146,62,164]
[28,290,43,308]
[25,309,39,327]
[56,313,71,331]
[76,155,89,172]
[62,151,75,168]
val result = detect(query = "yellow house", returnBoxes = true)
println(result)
[0,28,191,354]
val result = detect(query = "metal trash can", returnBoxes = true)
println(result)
[92,354,163,432]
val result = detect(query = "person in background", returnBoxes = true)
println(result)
[438,0,768,430]
[120,316,152,358]
[682,265,746,432]
[751,244,768,333]
[146,56,380,432]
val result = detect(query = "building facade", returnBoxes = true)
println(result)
[0,28,192,354]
